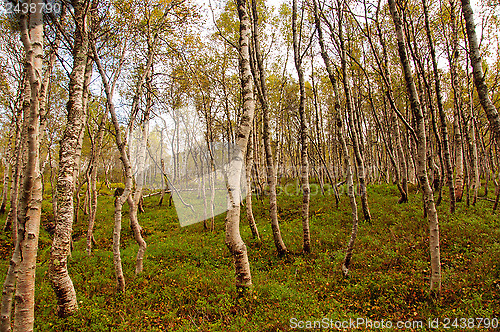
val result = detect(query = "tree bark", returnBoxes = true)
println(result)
[158,129,165,206]
[461,0,500,145]
[422,0,455,212]
[127,91,150,275]
[224,0,254,289]
[0,150,11,214]
[4,72,28,237]
[125,40,156,274]
[0,73,27,332]
[92,42,130,293]
[13,3,45,330]
[446,0,465,202]
[0,8,64,323]
[49,0,89,316]
[467,88,480,205]
[86,113,106,256]
[454,115,464,201]
[249,0,285,253]
[339,116,359,277]
[245,131,260,240]
[494,172,500,211]
[388,0,441,293]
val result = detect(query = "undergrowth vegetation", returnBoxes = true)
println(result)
[0,184,499,331]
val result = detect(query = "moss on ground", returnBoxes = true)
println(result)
[0,183,499,331]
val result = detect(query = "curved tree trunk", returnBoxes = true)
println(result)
[125,40,156,274]
[224,0,254,289]
[388,0,441,293]
[463,63,480,206]
[372,8,412,202]
[461,0,500,145]
[127,194,147,274]
[49,0,89,317]
[127,104,149,275]
[250,0,285,253]
[93,41,131,293]
[394,113,409,203]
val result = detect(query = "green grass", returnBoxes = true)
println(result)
[0,183,499,331]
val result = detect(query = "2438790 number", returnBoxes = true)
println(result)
[2,1,61,15]
[441,317,499,329]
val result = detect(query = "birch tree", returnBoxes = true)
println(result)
[13,1,45,329]
[245,130,260,240]
[249,0,286,253]
[312,0,359,275]
[0,63,26,332]
[446,0,465,202]
[292,0,311,253]
[224,0,254,289]
[92,40,130,292]
[49,0,89,317]
[422,0,456,213]
[0,136,11,214]
[388,0,442,292]
[337,0,371,222]
[461,0,500,145]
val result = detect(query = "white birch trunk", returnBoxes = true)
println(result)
[49,0,89,316]
[461,0,500,145]
[388,0,442,292]
[92,42,131,293]
[249,0,284,252]
[224,0,254,289]
[13,3,44,330]
[245,131,260,240]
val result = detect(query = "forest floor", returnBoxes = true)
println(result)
[0,183,499,331]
